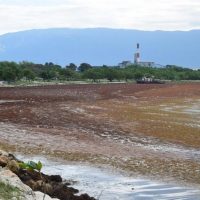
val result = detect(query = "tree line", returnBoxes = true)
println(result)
[0,61,199,82]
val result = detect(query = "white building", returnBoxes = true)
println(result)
[134,43,156,67]
[137,61,155,67]
[118,61,132,68]
[119,43,160,68]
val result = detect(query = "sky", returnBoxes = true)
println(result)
[0,0,200,35]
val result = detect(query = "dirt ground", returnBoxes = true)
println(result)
[0,83,200,186]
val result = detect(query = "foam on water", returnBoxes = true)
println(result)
[18,156,200,200]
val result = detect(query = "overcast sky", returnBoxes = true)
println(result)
[0,0,200,34]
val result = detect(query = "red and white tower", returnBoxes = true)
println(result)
[134,43,140,64]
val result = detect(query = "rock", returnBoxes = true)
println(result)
[0,168,33,196]
[0,168,58,200]
[64,186,79,194]
[0,150,9,157]
[18,170,32,182]
[0,150,96,200]
[34,180,43,189]
[25,179,38,190]
[35,191,59,200]
[0,155,9,167]
[43,183,53,194]
[7,160,20,173]
[8,153,19,161]
[49,175,62,182]
[80,194,96,200]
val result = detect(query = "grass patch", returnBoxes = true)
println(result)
[0,182,21,200]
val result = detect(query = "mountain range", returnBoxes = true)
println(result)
[0,28,199,68]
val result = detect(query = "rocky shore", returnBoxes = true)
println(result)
[0,150,96,200]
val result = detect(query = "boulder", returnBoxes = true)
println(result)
[49,175,62,182]
[0,150,96,200]
[0,168,58,200]
[0,150,9,157]
[35,192,60,200]
[0,155,9,167]
[7,160,20,173]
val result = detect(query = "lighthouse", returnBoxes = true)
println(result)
[119,43,156,68]
[134,43,140,64]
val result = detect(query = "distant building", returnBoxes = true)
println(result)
[119,43,162,68]
[134,43,155,67]
[118,61,132,68]
[137,61,155,67]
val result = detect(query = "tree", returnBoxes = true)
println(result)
[40,70,57,81]
[103,68,119,82]
[59,68,77,80]
[134,72,143,80]
[78,63,92,72]
[66,63,77,71]
[45,62,55,67]
[23,69,35,81]
[123,70,134,82]
[2,67,17,82]
[83,68,103,82]
[0,62,21,82]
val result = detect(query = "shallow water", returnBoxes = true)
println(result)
[18,156,200,200]
[0,100,24,104]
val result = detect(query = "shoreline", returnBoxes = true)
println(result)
[1,150,200,200]
[0,149,96,200]
[0,83,199,189]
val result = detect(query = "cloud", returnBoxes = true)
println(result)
[0,0,200,34]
